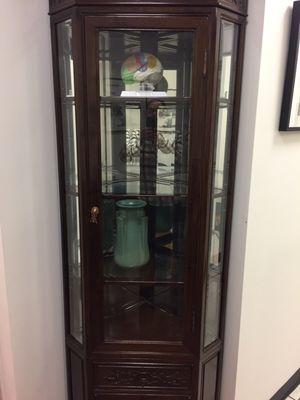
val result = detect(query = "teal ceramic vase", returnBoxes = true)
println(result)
[114,199,150,268]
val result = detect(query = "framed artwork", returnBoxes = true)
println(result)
[280,0,300,131]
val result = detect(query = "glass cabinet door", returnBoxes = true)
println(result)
[98,30,194,342]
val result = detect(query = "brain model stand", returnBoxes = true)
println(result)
[121,53,167,97]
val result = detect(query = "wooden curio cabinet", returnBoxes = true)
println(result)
[49,0,247,399]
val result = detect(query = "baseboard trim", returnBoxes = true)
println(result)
[270,369,300,400]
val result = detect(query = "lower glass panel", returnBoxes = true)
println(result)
[104,284,183,341]
[69,264,82,343]
[204,269,221,346]
[66,194,82,342]
[202,356,218,400]
[204,194,224,345]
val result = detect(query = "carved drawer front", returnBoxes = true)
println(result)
[93,394,191,400]
[93,364,192,391]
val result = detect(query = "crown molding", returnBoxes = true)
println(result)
[49,0,247,16]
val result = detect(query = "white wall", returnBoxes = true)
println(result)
[223,0,300,399]
[221,0,266,398]
[0,1,67,400]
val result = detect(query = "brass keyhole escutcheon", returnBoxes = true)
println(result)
[90,206,100,224]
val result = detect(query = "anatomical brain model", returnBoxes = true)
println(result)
[121,52,163,90]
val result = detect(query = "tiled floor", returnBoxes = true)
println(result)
[285,384,300,400]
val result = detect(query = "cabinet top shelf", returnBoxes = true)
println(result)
[100,96,191,104]
[102,188,224,199]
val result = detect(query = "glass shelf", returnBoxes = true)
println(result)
[66,185,79,196]
[62,96,76,103]
[213,187,225,198]
[100,96,191,103]
[102,189,223,199]
[103,252,184,284]
[102,193,187,200]
[218,98,234,107]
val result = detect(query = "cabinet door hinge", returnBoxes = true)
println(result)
[192,311,196,334]
[203,49,208,77]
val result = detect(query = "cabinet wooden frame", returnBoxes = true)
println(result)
[49,2,247,399]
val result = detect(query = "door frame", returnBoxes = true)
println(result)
[83,12,215,358]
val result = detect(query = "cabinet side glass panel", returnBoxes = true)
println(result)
[204,21,238,347]
[202,356,218,400]
[98,30,193,342]
[57,20,83,343]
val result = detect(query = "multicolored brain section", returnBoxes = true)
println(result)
[121,53,163,86]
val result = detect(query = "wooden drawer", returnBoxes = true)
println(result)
[93,395,192,400]
[93,363,193,391]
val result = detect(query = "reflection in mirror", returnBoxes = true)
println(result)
[101,100,190,196]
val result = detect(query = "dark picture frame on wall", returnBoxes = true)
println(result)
[279,0,300,131]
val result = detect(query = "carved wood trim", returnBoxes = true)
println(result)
[220,0,247,14]
[50,0,73,6]
[49,0,75,13]
[93,364,192,390]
